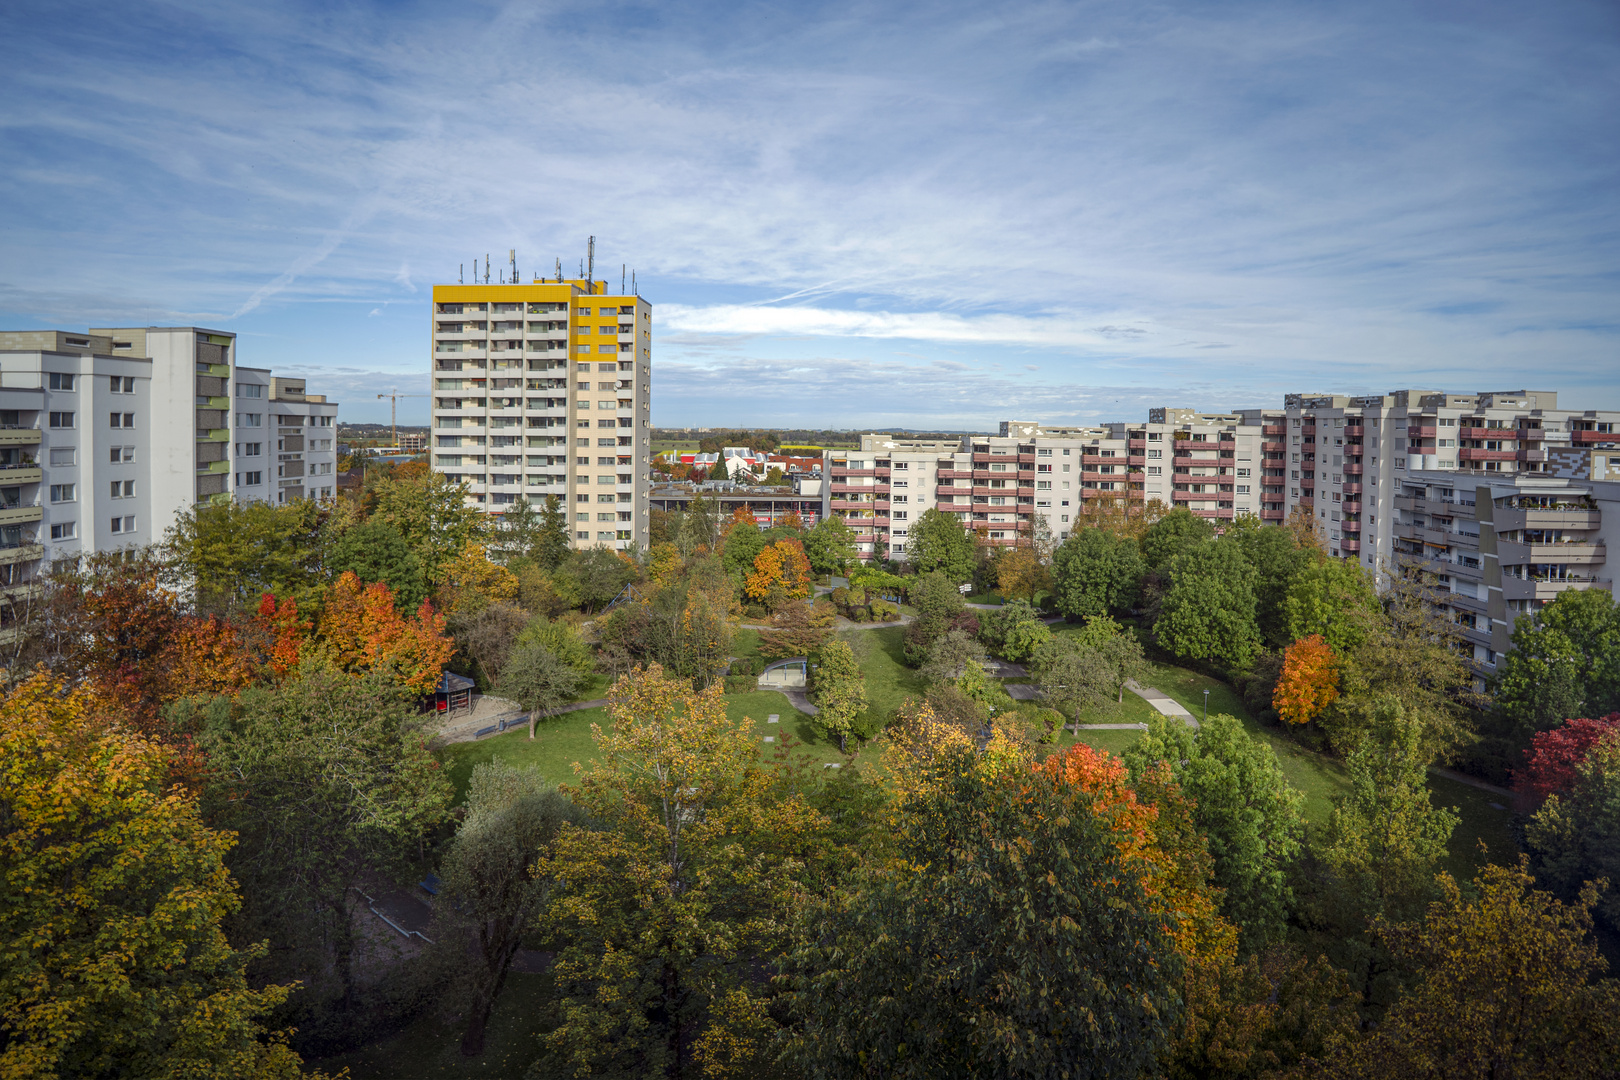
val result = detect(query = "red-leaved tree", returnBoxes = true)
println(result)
[1515,713,1620,801]
[1273,635,1339,726]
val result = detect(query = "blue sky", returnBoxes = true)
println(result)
[2,0,1616,427]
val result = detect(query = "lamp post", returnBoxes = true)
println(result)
[1203,688,1209,725]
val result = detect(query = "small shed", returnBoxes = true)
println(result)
[433,672,475,715]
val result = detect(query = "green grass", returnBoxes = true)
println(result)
[1429,773,1519,883]
[731,627,761,662]
[848,627,928,722]
[311,973,552,1078]
[441,690,843,805]
[964,592,1005,605]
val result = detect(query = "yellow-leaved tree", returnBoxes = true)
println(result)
[0,674,314,1079]
[537,664,828,1077]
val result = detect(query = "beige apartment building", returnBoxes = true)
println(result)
[428,275,652,550]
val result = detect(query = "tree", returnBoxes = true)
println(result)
[909,570,966,622]
[489,494,545,564]
[801,514,858,576]
[314,571,456,694]
[196,667,451,1033]
[978,597,1051,661]
[326,517,428,611]
[1526,725,1620,934]
[720,512,765,574]
[1304,861,1620,1079]
[757,599,835,660]
[1051,526,1145,620]
[1283,558,1380,655]
[166,498,325,611]
[812,638,868,752]
[1040,646,1114,732]
[436,541,521,616]
[0,675,311,1079]
[905,507,976,582]
[744,539,813,607]
[1140,506,1214,570]
[1156,539,1262,669]
[1516,713,1620,800]
[1230,518,1313,647]
[537,665,826,1078]
[994,544,1049,603]
[1493,588,1620,737]
[554,547,638,611]
[501,641,586,739]
[783,750,1182,1079]
[1075,615,1153,703]
[436,761,585,1057]
[1124,712,1305,952]
[365,468,487,583]
[535,494,573,571]
[917,628,989,686]
[1274,634,1340,726]
[457,601,532,685]
[710,456,729,481]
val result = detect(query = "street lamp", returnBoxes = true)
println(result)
[1203,688,1209,725]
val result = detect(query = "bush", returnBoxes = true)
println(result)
[830,587,850,608]
[724,674,759,694]
[1023,706,1066,743]
[744,602,769,620]
[848,607,870,623]
[869,600,898,621]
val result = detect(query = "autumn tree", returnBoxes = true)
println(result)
[994,543,1049,603]
[435,761,586,1057]
[1526,725,1620,935]
[537,665,827,1077]
[436,541,521,616]
[1274,634,1340,726]
[743,538,813,607]
[1493,587,1620,737]
[1515,713,1620,801]
[784,745,1183,1079]
[314,571,456,694]
[757,599,835,659]
[0,674,310,1079]
[1303,861,1620,1079]
[812,637,868,752]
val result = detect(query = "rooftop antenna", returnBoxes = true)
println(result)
[484,254,490,284]
[632,269,637,296]
[509,248,517,284]
[587,236,595,290]
[555,257,562,283]
[459,263,463,284]
[621,263,626,293]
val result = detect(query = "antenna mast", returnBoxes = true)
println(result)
[510,248,517,284]
[587,236,595,290]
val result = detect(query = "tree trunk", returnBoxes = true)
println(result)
[837,730,847,753]
[460,984,493,1056]
[332,896,357,1011]
[529,711,537,739]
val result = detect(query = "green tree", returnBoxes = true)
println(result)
[1040,645,1114,732]
[1230,518,1312,647]
[1156,539,1262,669]
[1051,527,1145,619]
[720,516,765,575]
[367,468,486,583]
[1071,615,1153,703]
[1526,727,1620,934]
[196,667,452,1032]
[489,494,545,564]
[908,570,966,621]
[783,754,1182,1078]
[1283,557,1380,655]
[1494,588,1620,737]
[554,547,637,611]
[537,666,827,1078]
[978,597,1051,662]
[1305,861,1620,1079]
[1125,712,1305,952]
[812,638,869,752]
[1140,506,1215,571]
[710,456,729,481]
[166,497,324,610]
[325,516,428,611]
[906,507,977,583]
[802,514,857,576]
[0,675,311,1080]
[917,628,989,685]
[501,640,586,739]
[535,494,573,571]
[436,761,586,1057]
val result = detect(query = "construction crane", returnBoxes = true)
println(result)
[376,391,428,451]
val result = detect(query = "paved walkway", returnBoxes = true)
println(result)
[1124,680,1200,730]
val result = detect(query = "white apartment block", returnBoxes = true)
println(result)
[0,328,339,638]
[235,369,339,503]
[428,277,653,551]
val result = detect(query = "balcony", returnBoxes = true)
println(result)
[1517,428,1546,441]
[0,542,43,566]
[1262,425,1286,436]
[936,469,972,480]
[831,467,877,478]
[1406,426,1437,438]
[1261,441,1286,453]
[972,453,1019,464]
[1082,454,1124,465]
[1343,483,1362,494]
[1341,500,1361,513]
[1501,576,1612,603]
[1573,430,1616,445]
[0,466,41,485]
[1128,439,1147,449]
[0,429,42,446]
[1340,538,1362,553]
[1496,540,1605,565]
[1493,507,1600,531]
[1127,455,1146,466]
[1459,448,1517,462]
[1261,507,1285,520]
[0,506,43,526]
[1517,449,1548,463]
[1460,427,1517,440]
[1343,462,1363,475]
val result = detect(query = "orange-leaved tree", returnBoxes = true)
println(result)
[165,614,262,699]
[314,572,455,694]
[1274,634,1340,726]
[744,539,813,604]
[255,592,310,680]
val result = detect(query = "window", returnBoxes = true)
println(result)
[1236,484,1250,494]
[236,471,262,486]
[1147,466,1162,476]
[109,412,134,428]
[112,376,135,393]
[48,373,75,390]
[576,530,590,539]
[50,522,76,540]
[49,448,75,466]
[110,480,135,498]
[238,442,261,457]
[49,484,75,503]
[239,413,261,427]
[1236,467,1250,477]
[48,412,73,428]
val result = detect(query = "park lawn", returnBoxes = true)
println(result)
[440,690,841,805]
[311,971,551,1079]
[731,627,762,663]
[1429,773,1519,883]
[853,627,929,722]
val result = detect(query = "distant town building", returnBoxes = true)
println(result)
[428,272,652,551]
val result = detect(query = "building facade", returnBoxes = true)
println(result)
[0,328,339,639]
[428,277,652,550]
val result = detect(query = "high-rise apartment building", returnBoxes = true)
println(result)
[0,328,339,639]
[428,276,652,550]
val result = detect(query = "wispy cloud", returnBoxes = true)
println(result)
[0,0,1615,424]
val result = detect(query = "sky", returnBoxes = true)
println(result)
[1,0,1616,428]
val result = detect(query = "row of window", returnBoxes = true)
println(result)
[44,374,136,393]
[46,480,137,503]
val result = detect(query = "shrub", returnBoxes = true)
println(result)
[869,600,898,621]
[830,587,850,608]
[724,674,759,694]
